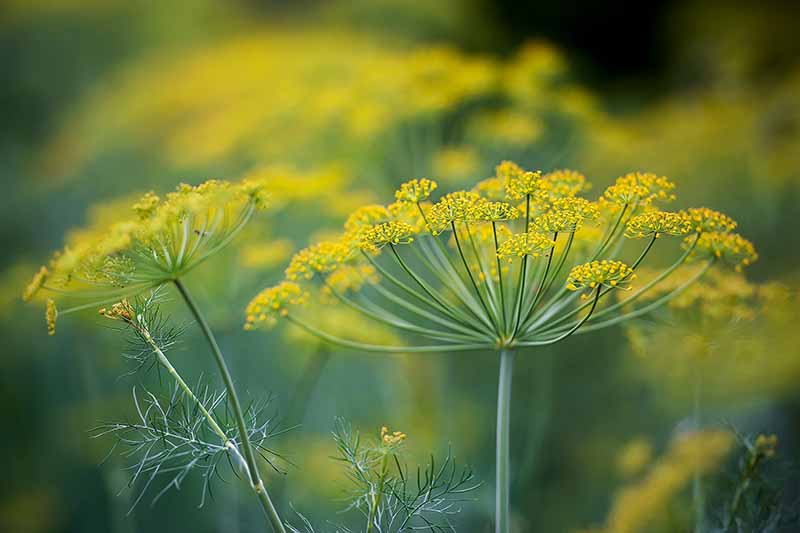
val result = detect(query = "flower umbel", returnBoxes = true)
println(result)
[25,177,270,333]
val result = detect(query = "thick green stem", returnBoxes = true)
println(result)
[496,349,514,533]
[174,279,285,533]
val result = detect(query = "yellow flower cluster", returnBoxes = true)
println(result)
[624,211,693,239]
[22,266,49,302]
[344,205,393,233]
[566,260,635,292]
[532,198,599,232]
[98,300,135,322]
[689,232,758,271]
[426,191,484,233]
[45,299,57,336]
[394,178,438,204]
[380,426,407,447]
[285,241,350,281]
[474,201,520,222]
[601,172,677,206]
[502,165,545,201]
[496,232,555,262]
[244,281,307,329]
[682,207,738,233]
[26,177,271,333]
[358,221,416,252]
[542,169,591,199]
[323,264,379,295]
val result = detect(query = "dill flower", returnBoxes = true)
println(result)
[497,232,555,261]
[624,211,693,238]
[244,281,307,329]
[25,177,270,333]
[542,169,591,198]
[683,207,737,233]
[380,426,407,448]
[531,198,599,232]
[394,178,438,204]
[566,260,635,291]
[601,172,677,206]
[359,221,417,251]
[246,161,755,533]
[285,241,350,281]
[688,232,758,271]
[45,299,58,336]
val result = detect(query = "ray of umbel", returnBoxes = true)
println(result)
[247,163,757,533]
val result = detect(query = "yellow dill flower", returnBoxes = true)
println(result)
[395,178,438,204]
[45,299,57,336]
[682,207,738,233]
[475,201,520,222]
[323,263,379,295]
[131,191,160,219]
[601,172,677,206]
[244,281,307,329]
[285,241,350,281]
[542,169,591,199]
[624,211,693,239]
[496,232,555,262]
[22,266,48,302]
[343,205,392,233]
[688,232,758,271]
[532,197,599,233]
[566,260,635,292]
[426,191,485,233]
[380,426,407,447]
[27,177,270,333]
[498,161,546,201]
[359,221,416,252]
[98,299,135,322]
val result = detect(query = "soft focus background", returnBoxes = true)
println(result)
[2,1,799,531]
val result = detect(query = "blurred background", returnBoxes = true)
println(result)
[1,0,799,531]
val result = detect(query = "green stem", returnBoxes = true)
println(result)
[367,453,390,533]
[693,373,705,533]
[173,279,285,533]
[496,349,514,533]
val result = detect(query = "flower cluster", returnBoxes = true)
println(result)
[246,159,755,361]
[566,260,636,292]
[601,172,677,206]
[496,232,555,261]
[359,221,416,251]
[395,178,438,204]
[624,211,693,238]
[26,177,270,334]
[244,281,308,329]
[380,426,408,448]
[689,232,758,271]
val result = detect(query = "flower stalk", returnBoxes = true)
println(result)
[175,279,285,533]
